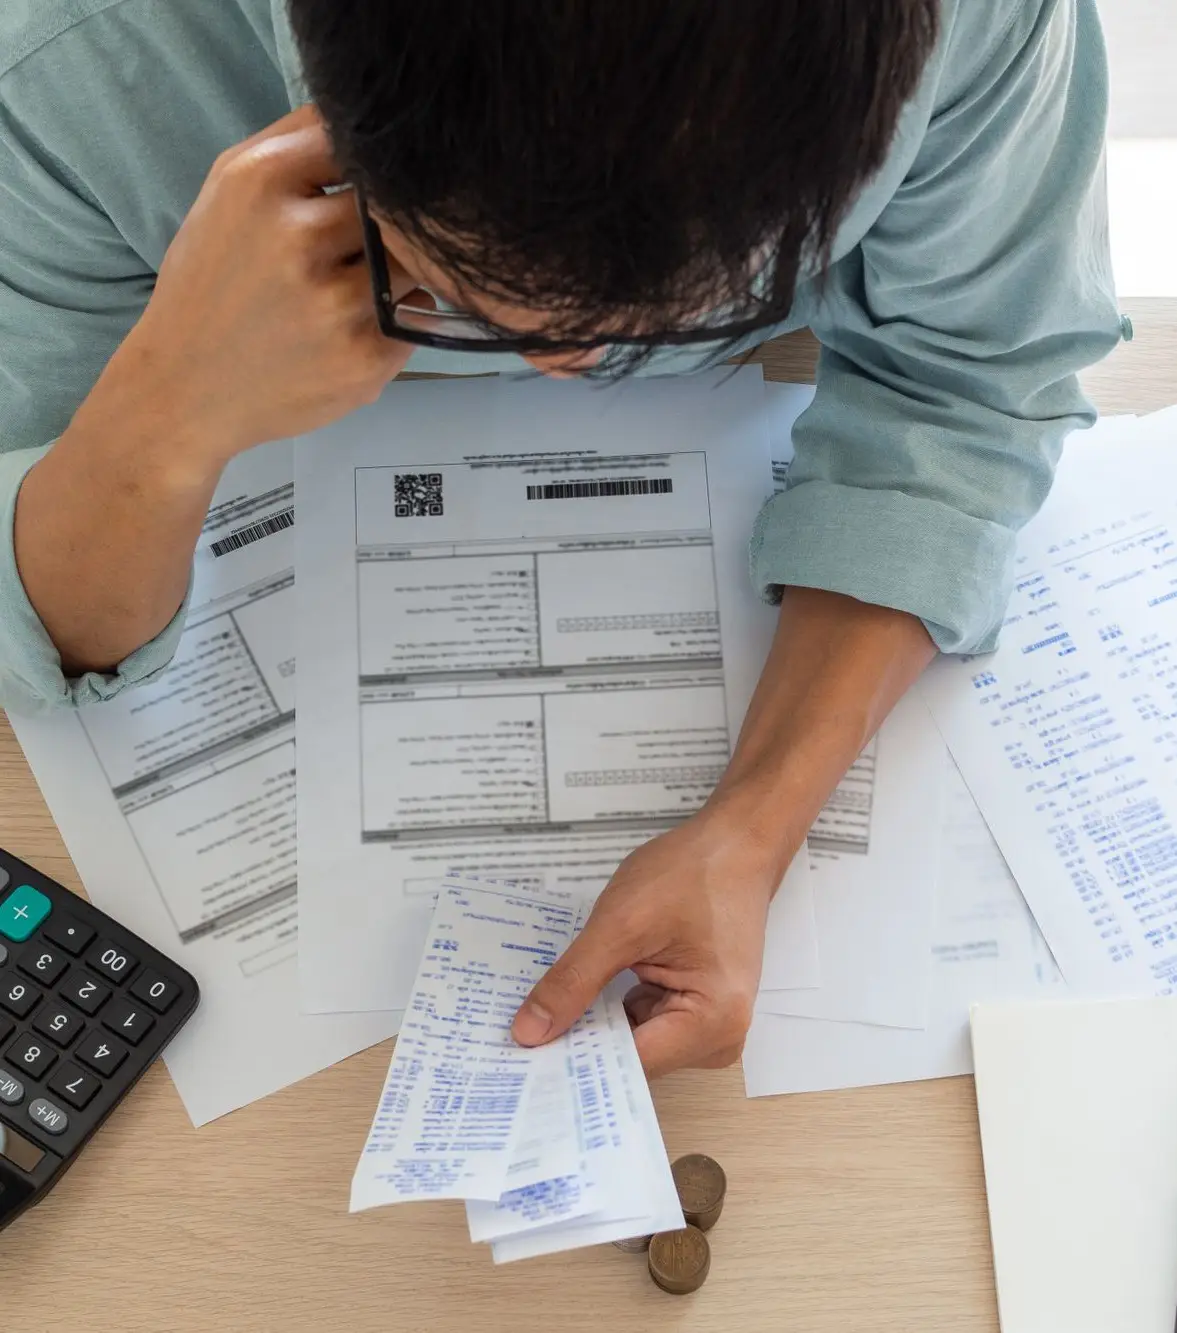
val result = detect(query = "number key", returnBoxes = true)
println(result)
[42,913,95,957]
[60,969,111,1016]
[129,967,180,1014]
[33,1003,83,1048]
[75,1029,128,1077]
[47,1062,100,1111]
[17,942,69,987]
[0,970,40,1019]
[101,998,155,1046]
[85,939,137,984]
[6,1032,57,1079]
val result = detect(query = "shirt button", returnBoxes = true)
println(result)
[1119,314,1134,342]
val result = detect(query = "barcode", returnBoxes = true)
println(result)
[525,477,673,501]
[209,507,294,557]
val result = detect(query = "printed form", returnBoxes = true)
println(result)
[297,372,819,1016]
[352,876,684,1259]
[923,412,1177,999]
[10,443,397,1125]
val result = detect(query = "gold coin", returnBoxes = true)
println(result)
[648,1225,711,1295]
[611,1233,652,1253]
[671,1153,727,1231]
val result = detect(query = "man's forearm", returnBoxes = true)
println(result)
[13,337,228,677]
[704,586,937,879]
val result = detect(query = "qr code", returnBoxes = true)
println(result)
[394,472,444,517]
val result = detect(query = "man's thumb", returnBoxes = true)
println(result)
[512,922,621,1047]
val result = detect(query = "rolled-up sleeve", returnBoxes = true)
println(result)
[751,0,1123,653]
[0,84,185,713]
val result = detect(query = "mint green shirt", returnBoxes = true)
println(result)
[0,0,1123,712]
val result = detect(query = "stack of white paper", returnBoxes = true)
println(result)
[351,876,684,1260]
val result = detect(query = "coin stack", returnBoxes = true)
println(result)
[612,1152,726,1295]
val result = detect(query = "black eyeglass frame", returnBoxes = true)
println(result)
[354,187,785,357]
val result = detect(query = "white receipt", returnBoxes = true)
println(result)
[352,879,684,1257]
[922,409,1177,999]
[351,878,576,1208]
[296,370,818,1019]
[9,442,396,1126]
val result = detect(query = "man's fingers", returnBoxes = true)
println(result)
[512,915,627,1048]
[224,107,345,196]
[631,1008,707,1079]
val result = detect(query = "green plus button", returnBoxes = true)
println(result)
[0,885,52,942]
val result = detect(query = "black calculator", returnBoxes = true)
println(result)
[0,847,199,1231]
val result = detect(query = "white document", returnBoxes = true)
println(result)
[350,878,575,1209]
[972,994,1177,1333]
[9,443,397,1126]
[757,689,944,1027]
[762,379,815,492]
[296,371,817,1017]
[744,754,1062,1097]
[922,409,1177,999]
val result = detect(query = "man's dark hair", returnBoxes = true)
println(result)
[291,1,939,357]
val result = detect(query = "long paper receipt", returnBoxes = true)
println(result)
[350,876,683,1260]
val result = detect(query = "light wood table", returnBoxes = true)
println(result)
[2,299,1173,1333]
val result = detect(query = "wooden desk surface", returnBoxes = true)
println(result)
[3,299,1174,1333]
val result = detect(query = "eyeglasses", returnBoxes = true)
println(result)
[354,188,781,357]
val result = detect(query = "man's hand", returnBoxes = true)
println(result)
[18,104,426,675]
[512,807,784,1076]
[513,588,937,1077]
[125,103,425,462]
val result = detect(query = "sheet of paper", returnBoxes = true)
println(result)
[757,689,944,1027]
[296,371,817,1017]
[972,994,1177,1333]
[9,443,397,1126]
[762,380,816,492]
[922,409,1177,999]
[350,879,576,1209]
[744,754,1063,1097]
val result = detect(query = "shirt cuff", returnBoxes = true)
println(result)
[749,480,1016,655]
[0,445,191,714]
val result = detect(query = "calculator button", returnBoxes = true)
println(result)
[129,968,181,1014]
[33,1004,83,1048]
[17,942,69,987]
[0,1068,24,1105]
[76,1030,128,1077]
[42,914,95,957]
[0,885,52,942]
[101,998,155,1046]
[0,942,8,968]
[60,969,111,1016]
[6,1033,57,1079]
[47,1062,100,1111]
[27,1097,68,1136]
[85,939,138,984]
[0,972,41,1019]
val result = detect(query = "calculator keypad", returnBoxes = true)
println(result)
[0,857,198,1230]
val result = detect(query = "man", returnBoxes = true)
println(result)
[0,1,1121,1074]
